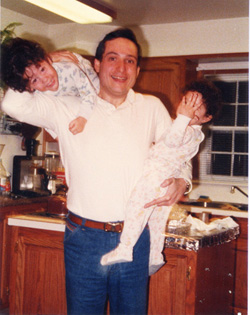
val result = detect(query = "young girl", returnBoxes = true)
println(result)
[1,37,99,136]
[101,80,221,275]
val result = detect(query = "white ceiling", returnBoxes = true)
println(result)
[1,0,249,26]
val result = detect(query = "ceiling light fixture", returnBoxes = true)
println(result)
[24,0,116,24]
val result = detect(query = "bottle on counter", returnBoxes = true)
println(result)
[0,158,11,195]
[30,160,42,191]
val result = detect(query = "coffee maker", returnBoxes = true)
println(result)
[12,139,50,197]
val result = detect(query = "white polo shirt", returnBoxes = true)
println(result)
[2,89,191,221]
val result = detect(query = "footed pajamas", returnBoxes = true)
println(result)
[101,114,204,275]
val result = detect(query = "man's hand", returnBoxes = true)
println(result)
[144,177,187,208]
[49,50,79,64]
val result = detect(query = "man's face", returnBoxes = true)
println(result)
[23,59,59,92]
[94,37,140,107]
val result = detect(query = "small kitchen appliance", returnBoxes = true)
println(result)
[12,139,50,197]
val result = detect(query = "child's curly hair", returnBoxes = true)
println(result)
[183,79,222,121]
[1,37,48,92]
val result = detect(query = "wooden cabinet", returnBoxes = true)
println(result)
[0,200,48,310]
[8,217,247,315]
[134,56,197,117]
[9,226,66,315]
[148,242,235,315]
[148,217,248,315]
[232,217,248,315]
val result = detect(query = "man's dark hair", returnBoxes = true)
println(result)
[95,28,142,66]
[1,37,47,92]
[183,79,222,121]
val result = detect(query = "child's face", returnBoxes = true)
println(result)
[23,59,59,92]
[185,91,212,126]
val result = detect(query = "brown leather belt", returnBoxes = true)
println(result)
[68,213,124,233]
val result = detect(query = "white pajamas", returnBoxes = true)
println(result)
[41,53,99,138]
[101,114,204,275]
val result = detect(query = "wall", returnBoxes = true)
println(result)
[3,8,247,56]
[0,135,23,177]
[1,8,249,202]
[47,17,249,57]
[1,8,54,50]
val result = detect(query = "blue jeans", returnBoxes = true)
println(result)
[64,213,150,315]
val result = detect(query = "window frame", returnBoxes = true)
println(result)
[198,72,248,183]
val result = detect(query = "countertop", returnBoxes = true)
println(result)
[1,195,247,218]
[8,212,66,232]
[178,203,248,218]
[8,212,240,251]
[0,195,49,208]
[165,225,239,251]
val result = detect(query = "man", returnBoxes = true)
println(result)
[2,28,190,314]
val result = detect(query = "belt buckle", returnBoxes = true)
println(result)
[104,222,123,233]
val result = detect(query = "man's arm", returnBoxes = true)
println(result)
[1,89,57,131]
[1,89,79,134]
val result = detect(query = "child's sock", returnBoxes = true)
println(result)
[148,253,165,275]
[149,261,165,276]
[101,244,133,265]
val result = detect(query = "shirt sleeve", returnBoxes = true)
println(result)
[174,124,204,192]
[153,101,193,187]
[164,114,191,147]
[1,89,79,137]
[166,120,204,190]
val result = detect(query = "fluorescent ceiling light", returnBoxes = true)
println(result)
[24,0,116,24]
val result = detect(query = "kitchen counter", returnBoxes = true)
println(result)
[8,212,66,232]
[165,225,239,251]
[178,202,248,218]
[6,197,248,231]
[0,195,49,208]
[8,212,240,250]
[1,194,247,218]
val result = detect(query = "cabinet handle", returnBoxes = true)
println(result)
[186,266,191,281]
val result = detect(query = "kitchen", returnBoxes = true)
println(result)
[0,0,249,314]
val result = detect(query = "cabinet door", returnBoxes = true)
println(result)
[9,227,66,315]
[233,217,248,315]
[134,57,197,117]
[148,251,194,315]
[0,202,48,310]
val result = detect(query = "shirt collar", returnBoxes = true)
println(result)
[97,89,135,112]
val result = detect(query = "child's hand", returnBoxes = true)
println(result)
[69,117,87,135]
[49,50,79,64]
[177,92,202,119]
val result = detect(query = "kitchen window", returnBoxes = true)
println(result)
[199,73,248,182]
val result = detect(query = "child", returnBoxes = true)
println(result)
[1,38,99,136]
[101,80,221,275]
